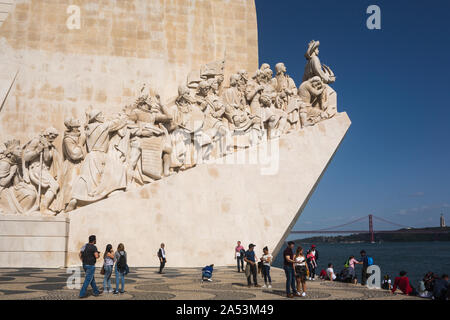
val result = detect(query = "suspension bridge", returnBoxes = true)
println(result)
[291,214,446,243]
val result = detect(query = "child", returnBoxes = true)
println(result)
[381,274,392,290]
[201,264,214,282]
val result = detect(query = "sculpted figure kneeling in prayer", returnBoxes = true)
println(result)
[23,127,60,214]
[0,139,37,214]
[298,76,328,127]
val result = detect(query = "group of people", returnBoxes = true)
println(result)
[320,250,373,285]
[235,241,273,289]
[0,40,338,217]
[78,237,170,298]
[78,235,128,298]
[386,271,449,300]
[282,241,319,298]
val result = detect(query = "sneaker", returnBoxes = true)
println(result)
[312,278,316,281]
[301,292,306,297]
[113,291,119,294]
[287,293,294,298]
[268,284,272,289]
[119,291,125,294]
[207,279,212,282]
[254,284,261,288]
[294,291,302,297]
[262,284,267,288]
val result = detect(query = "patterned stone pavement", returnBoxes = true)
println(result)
[0,266,421,300]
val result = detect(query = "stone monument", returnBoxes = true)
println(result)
[0,0,351,268]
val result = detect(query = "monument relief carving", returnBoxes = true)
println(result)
[0,40,340,216]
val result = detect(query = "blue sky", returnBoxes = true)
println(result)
[255,0,450,233]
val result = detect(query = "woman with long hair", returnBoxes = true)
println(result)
[113,243,127,294]
[294,246,308,297]
[102,244,114,293]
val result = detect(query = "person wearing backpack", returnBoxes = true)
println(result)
[360,250,373,286]
[113,243,128,294]
[79,235,101,298]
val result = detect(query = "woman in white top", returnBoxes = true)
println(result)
[294,246,308,296]
[260,246,272,288]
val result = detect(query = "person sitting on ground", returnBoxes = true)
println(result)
[432,274,449,300]
[326,263,337,281]
[201,264,214,282]
[381,274,392,290]
[391,271,417,296]
[417,278,432,298]
[319,269,327,280]
[423,271,436,293]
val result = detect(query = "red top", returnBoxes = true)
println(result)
[392,276,413,295]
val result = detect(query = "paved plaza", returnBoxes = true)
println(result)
[0,266,421,300]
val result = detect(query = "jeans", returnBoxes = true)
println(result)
[79,265,100,297]
[361,268,368,285]
[236,256,244,272]
[115,265,125,293]
[102,265,113,292]
[246,263,258,285]
[284,265,296,294]
[262,265,271,284]
[307,262,316,279]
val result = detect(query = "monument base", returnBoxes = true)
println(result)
[0,215,69,268]
[66,112,351,268]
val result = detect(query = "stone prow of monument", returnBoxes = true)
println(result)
[65,113,351,267]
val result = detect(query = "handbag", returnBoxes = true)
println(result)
[100,264,105,275]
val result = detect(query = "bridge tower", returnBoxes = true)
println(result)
[369,214,374,243]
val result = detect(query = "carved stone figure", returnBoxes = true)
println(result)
[132,88,173,179]
[23,127,60,214]
[222,74,261,147]
[0,139,37,214]
[71,110,127,204]
[302,40,337,118]
[259,92,288,139]
[298,76,328,127]
[195,80,231,157]
[53,118,85,213]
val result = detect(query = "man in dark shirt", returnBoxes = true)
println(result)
[360,250,369,286]
[157,243,166,274]
[433,274,449,300]
[79,235,100,298]
[244,244,260,288]
[283,241,298,297]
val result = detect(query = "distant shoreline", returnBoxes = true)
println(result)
[292,227,450,243]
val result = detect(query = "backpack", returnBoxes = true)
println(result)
[117,252,127,273]
[367,256,373,266]
[239,249,246,257]
[344,259,350,268]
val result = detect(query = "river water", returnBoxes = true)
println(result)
[273,241,450,287]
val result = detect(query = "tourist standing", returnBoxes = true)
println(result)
[294,246,308,297]
[113,243,127,294]
[283,241,298,298]
[391,271,417,296]
[360,250,370,285]
[235,241,245,272]
[260,246,272,288]
[158,243,166,274]
[244,244,260,288]
[306,249,317,281]
[79,235,101,298]
[102,244,114,293]
[347,255,361,283]
[308,244,319,280]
